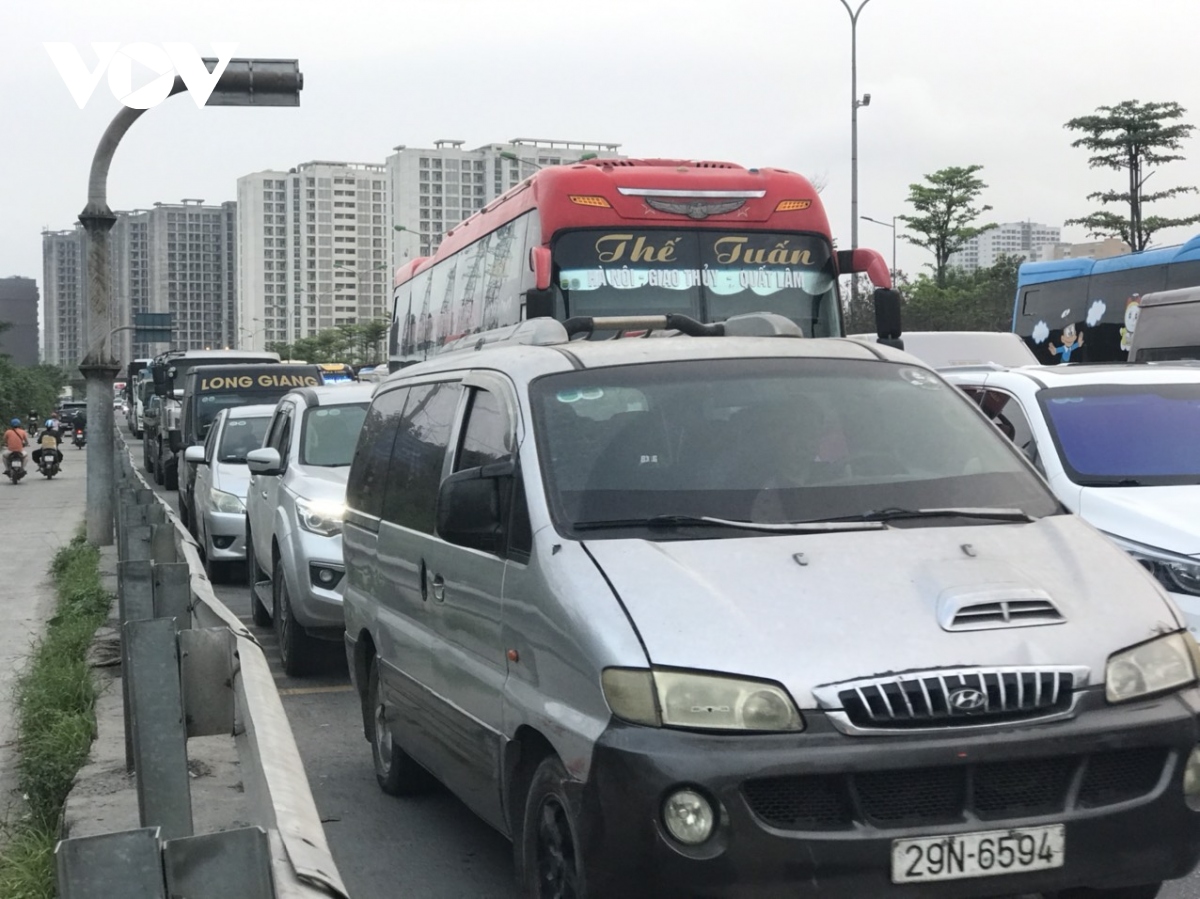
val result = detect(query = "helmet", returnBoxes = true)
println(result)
[45,419,54,428]
[10,418,20,427]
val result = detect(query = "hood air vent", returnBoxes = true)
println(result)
[937,586,1064,632]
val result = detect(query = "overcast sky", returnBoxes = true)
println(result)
[5,0,1200,295]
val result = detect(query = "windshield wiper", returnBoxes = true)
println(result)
[829,507,1034,524]
[572,514,885,533]
[1075,477,1144,487]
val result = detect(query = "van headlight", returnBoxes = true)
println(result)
[602,668,804,732]
[210,489,244,515]
[1106,633,1197,703]
[1108,534,1200,596]
[295,497,345,537]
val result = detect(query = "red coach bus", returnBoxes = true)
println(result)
[389,158,895,369]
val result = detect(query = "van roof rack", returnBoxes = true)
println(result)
[437,312,803,356]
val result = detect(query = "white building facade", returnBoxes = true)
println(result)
[42,201,238,370]
[385,138,622,266]
[949,221,1062,272]
[236,161,390,352]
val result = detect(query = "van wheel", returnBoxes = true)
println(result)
[366,657,434,796]
[274,557,316,676]
[1052,885,1161,899]
[246,532,271,626]
[517,756,587,899]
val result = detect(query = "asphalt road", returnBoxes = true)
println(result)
[139,443,1200,899]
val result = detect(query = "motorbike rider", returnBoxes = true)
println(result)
[4,418,29,474]
[33,418,64,468]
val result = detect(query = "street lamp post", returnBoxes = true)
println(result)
[861,215,896,285]
[393,224,435,259]
[77,59,301,544]
[839,0,873,307]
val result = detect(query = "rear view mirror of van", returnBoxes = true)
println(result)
[436,461,514,553]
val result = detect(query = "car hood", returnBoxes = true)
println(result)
[289,464,350,502]
[1079,485,1200,557]
[212,463,251,501]
[583,514,1181,708]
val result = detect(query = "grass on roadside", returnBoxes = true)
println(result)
[0,533,112,899]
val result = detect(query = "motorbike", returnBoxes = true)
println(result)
[73,427,86,449]
[6,453,26,484]
[37,437,61,479]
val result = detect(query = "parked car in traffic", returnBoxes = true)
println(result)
[342,312,1200,899]
[245,384,373,675]
[184,404,275,583]
[848,330,1040,369]
[943,362,1200,639]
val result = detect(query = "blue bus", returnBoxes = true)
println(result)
[1013,234,1200,364]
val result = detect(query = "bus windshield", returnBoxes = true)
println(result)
[554,230,840,337]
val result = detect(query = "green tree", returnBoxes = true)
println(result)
[1064,100,1200,251]
[899,166,996,288]
[901,255,1021,332]
[267,319,391,365]
[0,360,66,425]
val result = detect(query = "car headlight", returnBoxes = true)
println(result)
[1106,633,1197,703]
[210,489,244,515]
[295,497,345,537]
[602,668,804,732]
[1107,534,1200,596]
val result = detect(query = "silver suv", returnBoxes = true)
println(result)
[342,314,1200,899]
[245,384,373,675]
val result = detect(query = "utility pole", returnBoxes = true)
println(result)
[839,0,873,307]
[77,59,302,544]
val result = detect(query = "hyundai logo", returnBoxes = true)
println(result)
[948,687,989,712]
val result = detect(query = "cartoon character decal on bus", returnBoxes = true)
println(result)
[1050,321,1084,362]
[1120,294,1141,353]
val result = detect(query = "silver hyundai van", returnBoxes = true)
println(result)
[342,314,1200,899]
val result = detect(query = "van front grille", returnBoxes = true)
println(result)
[742,748,1169,832]
[815,666,1086,730]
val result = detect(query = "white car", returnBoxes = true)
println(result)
[942,362,1200,634]
[245,384,373,675]
[185,404,275,583]
[849,330,1040,369]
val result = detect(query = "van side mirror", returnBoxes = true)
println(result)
[524,288,555,320]
[436,460,514,553]
[873,288,904,349]
[184,445,207,465]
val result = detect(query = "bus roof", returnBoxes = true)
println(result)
[396,158,828,284]
[1018,233,1200,285]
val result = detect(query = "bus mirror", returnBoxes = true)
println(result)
[530,247,552,291]
[836,247,892,289]
[525,288,555,320]
[873,288,903,345]
[152,365,167,395]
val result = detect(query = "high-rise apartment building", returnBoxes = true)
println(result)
[385,138,622,265]
[0,277,40,366]
[42,200,238,370]
[949,222,1062,272]
[237,161,390,351]
[42,226,91,369]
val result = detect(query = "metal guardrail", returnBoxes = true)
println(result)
[55,437,348,898]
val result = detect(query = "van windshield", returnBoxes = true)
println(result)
[1039,382,1200,485]
[530,358,1059,535]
